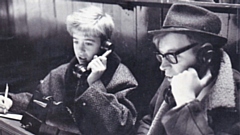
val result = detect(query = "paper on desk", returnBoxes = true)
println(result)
[0,113,23,121]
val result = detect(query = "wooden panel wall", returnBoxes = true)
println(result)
[0,0,239,118]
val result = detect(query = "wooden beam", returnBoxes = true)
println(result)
[75,0,240,14]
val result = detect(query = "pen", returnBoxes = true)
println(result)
[4,83,9,103]
[3,84,9,113]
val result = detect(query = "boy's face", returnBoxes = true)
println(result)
[72,31,101,64]
[156,33,198,81]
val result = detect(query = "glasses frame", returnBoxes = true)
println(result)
[155,43,198,64]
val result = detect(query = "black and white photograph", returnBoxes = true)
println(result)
[0,0,239,135]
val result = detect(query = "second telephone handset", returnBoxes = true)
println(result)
[73,40,113,75]
[164,64,211,107]
[195,43,214,79]
[164,43,214,106]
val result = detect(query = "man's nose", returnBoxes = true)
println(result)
[159,58,170,71]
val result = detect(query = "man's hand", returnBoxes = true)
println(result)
[87,50,111,85]
[0,95,13,114]
[171,68,212,107]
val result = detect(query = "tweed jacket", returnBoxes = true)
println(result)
[137,52,240,135]
[10,52,138,135]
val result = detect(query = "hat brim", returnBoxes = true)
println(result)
[148,27,227,47]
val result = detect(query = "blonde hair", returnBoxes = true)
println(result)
[152,32,167,47]
[66,6,114,40]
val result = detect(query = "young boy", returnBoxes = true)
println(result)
[0,6,138,135]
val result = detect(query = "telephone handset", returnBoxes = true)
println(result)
[195,43,214,79]
[194,62,210,79]
[163,65,210,107]
[73,40,113,77]
[163,64,211,107]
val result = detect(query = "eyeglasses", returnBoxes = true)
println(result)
[155,43,198,64]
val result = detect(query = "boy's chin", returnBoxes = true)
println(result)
[166,76,173,82]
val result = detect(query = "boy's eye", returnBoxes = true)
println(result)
[73,40,78,44]
[84,41,94,46]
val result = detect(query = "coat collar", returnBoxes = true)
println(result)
[161,51,236,110]
[204,51,236,110]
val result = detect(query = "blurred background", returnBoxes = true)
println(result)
[0,0,239,119]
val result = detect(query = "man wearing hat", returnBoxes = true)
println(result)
[137,3,240,135]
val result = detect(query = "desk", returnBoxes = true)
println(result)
[0,117,33,135]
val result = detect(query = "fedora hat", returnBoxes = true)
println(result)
[149,3,227,47]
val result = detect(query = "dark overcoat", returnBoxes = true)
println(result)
[10,52,138,135]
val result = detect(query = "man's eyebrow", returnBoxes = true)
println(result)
[159,48,178,54]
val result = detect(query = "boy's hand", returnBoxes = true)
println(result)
[170,68,212,107]
[87,50,111,85]
[0,95,13,114]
